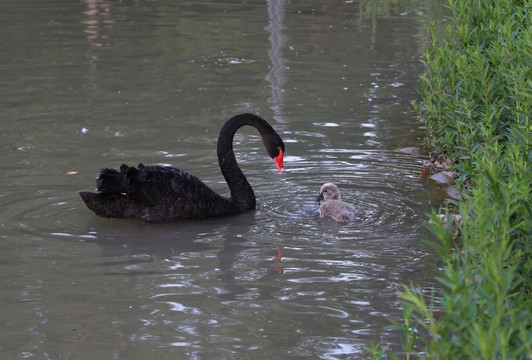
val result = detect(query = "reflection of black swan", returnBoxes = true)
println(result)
[80,113,285,222]
[315,183,355,223]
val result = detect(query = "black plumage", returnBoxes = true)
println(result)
[79,113,285,222]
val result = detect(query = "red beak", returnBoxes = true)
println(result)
[274,149,284,174]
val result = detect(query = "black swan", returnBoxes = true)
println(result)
[79,113,285,222]
[315,183,355,222]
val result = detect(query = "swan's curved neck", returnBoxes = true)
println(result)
[217,114,273,210]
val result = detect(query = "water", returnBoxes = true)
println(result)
[0,0,447,358]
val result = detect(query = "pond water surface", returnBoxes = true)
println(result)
[1,0,447,358]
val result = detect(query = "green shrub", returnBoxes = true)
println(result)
[369,0,531,358]
[414,0,530,160]
[394,134,531,359]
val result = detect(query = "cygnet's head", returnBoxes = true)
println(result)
[315,183,341,202]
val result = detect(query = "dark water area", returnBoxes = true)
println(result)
[0,0,448,358]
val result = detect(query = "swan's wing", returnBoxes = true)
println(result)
[126,165,221,207]
[121,165,176,205]
[169,168,225,208]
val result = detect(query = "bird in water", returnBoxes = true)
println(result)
[79,113,285,222]
[315,183,355,223]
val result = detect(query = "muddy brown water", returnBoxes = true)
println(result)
[0,1,447,358]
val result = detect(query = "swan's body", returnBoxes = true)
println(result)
[315,183,355,223]
[79,113,285,222]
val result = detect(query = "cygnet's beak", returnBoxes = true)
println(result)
[315,192,324,202]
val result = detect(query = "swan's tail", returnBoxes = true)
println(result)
[80,164,149,219]
[79,191,135,219]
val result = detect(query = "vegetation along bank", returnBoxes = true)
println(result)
[369,0,530,358]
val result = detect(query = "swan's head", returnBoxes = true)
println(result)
[263,132,285,174]
[315,183,341,202]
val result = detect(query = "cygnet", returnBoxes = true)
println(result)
[315,183,355,222]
